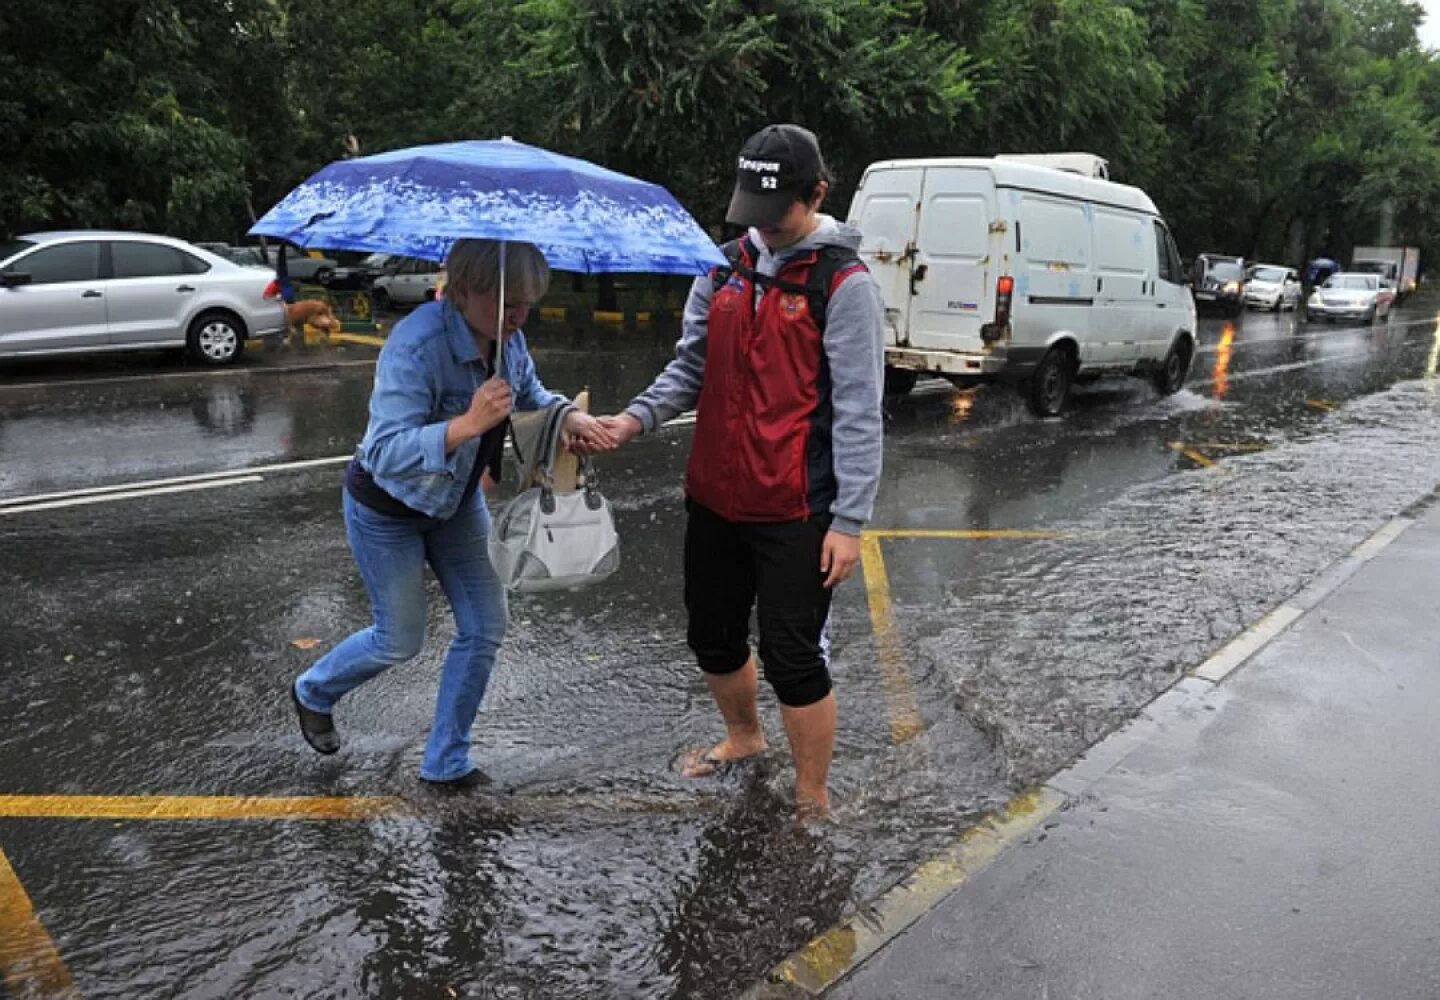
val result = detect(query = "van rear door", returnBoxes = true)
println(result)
[909,166,998,355]
[849,165,924,348]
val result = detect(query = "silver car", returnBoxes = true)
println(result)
[1244,264,1301,311]
[0,231,287,365]
[1306,272,1396,323]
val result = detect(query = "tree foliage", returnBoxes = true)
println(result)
[3,0,1438,267]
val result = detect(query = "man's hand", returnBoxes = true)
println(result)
[561,410,620,454]
[820,530,860,588]
[596,413,644,449]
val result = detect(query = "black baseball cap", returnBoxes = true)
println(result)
[725,124,825,228]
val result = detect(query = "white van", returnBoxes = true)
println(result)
[846,155,1197,416]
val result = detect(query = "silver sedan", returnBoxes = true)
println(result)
[0,231,288,365]
[1306,272,1396,323]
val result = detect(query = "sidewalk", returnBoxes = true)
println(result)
[824,500,1440,999]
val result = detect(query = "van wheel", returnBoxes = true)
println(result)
[884,368,918,397]
[1153,338,1193,396]
[1026,348,1072,417]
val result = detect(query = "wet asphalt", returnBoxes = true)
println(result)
[2,301,1439,998]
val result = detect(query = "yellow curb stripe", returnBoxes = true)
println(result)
[0,848,76,997]
[1184,442,1269,451]
[593,310,625,323]
[863,529,1065,539]
[539,306,567,320]
[1168,442,1215,467]
[0,796,404,821]
[767,787,1065,995]
[330,333,387,348]
[1305,399,1336,411]
[860,534,924,743]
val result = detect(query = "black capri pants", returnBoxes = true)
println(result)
[684,499,834,708]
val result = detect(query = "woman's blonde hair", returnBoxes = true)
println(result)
[444,239,550,304]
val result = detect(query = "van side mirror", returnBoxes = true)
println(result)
[0,271,32,288]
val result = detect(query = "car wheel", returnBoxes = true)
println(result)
[187,311,245,366]
[314,268,334,286]
[883,367,918,397]
[1026,347,1073,417]
[372,288,391,312]
[1153,337,1193,396]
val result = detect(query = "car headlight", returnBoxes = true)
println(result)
[1223,281,1241,294]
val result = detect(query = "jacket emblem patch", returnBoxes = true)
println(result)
[779,292,808,318]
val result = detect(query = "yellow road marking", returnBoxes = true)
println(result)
[863,529,1064,540]
[593,310,625,324]
[1306,399,1336,411]
[330,332,387,348]
[860,534,924,743]
[767,787,1064,994]
[1184,442,1269,451]
[0,848,76,997]
[1168,441,1216,467]
[0,796,403,822]
[539,306,567,321]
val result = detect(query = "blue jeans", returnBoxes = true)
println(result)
[296,491,506,781]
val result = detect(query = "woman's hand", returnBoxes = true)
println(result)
[561,410,620,454]
[447,377,512,451]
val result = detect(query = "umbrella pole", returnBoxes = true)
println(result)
[495,240,507,379]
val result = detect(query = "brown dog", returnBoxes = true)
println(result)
[285,299,341,335]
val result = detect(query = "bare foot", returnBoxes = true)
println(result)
[794,791,830,823]
[678,737,767,778]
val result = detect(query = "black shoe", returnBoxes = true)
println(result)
[419,768,491,791]
[290,683,340,755]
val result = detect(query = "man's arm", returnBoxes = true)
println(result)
[821,271,886,537]
[621,274,713,434]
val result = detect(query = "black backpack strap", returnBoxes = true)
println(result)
[802,246,863,330]
[712,238,865,331]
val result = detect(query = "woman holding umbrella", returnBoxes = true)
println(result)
[290,238,616,788]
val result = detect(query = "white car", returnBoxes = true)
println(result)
[0,231,287,365]
[1244,264,1301,311]
[1306,272,1396,323]
[371,257,443,309]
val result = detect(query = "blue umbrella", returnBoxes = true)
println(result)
[248,138,724,276]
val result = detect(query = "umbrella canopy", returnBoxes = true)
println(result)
[249,138,725,275]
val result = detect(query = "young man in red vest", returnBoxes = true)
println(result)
[600,124,885,817]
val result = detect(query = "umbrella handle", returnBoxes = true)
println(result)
[495,241,506,380]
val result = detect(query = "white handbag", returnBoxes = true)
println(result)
[488,403,620,592]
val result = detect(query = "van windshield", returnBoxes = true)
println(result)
[1208,262,1244,280]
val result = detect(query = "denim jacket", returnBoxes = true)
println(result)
[355,300,564,520]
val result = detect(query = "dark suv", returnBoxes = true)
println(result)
[1191,253,1246,316]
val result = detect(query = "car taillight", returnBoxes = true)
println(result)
[995,275,1015,327]
[263,279,281,299]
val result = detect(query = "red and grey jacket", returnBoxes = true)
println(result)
[684,235,867,522]
[625,218,885,532]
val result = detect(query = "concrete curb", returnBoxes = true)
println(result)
[742,501,1430,998]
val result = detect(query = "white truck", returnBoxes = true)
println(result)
[1351,246,1420,296]
[846,153,1196,416]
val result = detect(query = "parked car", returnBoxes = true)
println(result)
[1306,272,1396,323]
[371,257,442,310]
[1191,254,1246,315]
[194,242,269,268]
[324,252,394,290]
[846,153,1196,416]
[0,231,287,365]
[1244,264,1301,311]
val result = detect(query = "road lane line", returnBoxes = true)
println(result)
[0,848,76,997]
[0,477,265,516]
[750,787,1064,997]
[0,796,404,821]
[859,534,924,743]
[0,456,350,508]
[864,529,1065,540]
[1168,442,1216,467]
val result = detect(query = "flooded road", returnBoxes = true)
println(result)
[3,303,1439,997]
